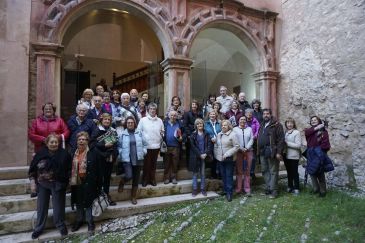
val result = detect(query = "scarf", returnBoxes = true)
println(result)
[70,146,89,186]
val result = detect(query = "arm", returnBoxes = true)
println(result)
[286,131,302,150]
[320,130,331,151]
[59,119,70,141]
[223,133,240,158]
[28,120,46,144]
[246,128,254,150]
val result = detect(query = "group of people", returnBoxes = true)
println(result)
[27,83,332,239]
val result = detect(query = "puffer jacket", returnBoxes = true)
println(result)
[29,116,70,152]
[214,130,239,162]
[246,117,260,139]
[118,129,147,165]
[137,114,164,149]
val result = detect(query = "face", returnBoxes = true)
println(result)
[112,91,120,101]
[238,93,246,102]
[122,95,130,106]
[245,111,253,120]
[196,122,204,131]
[93,97,102,108]
[77,107,88,118]
[43,104,55,118]
[263,111,271,122]
[126,119,135,130]
[213,104,219,111]
[209,96,216,103]
[310,117,319,126]
[101,117,111,127]
[220,87,227,97]
[142,93,149,101]
[139,101,145,109]
[209,112,217,121]
[103,95,110,104]
[149,107,157,116]
[221,122,229,133]
[169,112,177,123]
[172,97,180,106]
[231,102,238,110]
[286,121,294,130]
[239,116,246,127]
[130,89,138,98]
[191,102,198,111]
[253,102,259,109]
[96,86,104,95]
[46,137,59,152]
[77,135,88,149]
[84,92,92,101]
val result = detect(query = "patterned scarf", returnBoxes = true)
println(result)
[70,146,89,186]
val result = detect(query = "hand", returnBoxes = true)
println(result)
[276,153,283,161]
[93,119,99,124]
[30,179,37,194]
[200,154,207,160]
[105,142,113,148]
[315,124,325,131]
[242,148,247,152]
[211,137,216,143]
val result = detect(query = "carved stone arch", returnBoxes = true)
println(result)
[180,7,275,71]
[37,0,176,58]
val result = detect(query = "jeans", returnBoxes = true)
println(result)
[260,155,279,193]
[220,160,234,196]
[122,163,141,187]
[192,159,206,190]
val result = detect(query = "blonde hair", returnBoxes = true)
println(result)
[194,118,204,130]
[221,119,233,131]
[76,131,89,141]
[82,89,94,97]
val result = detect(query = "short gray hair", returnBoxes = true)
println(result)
[245,108,254,115]
[148,102,158,110]
[121,93,130,99]
[76,103,89,112]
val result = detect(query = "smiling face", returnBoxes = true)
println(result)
[149,106,157,117]
[221,121,229,133]
[220,87,227,97]
[169,111,177,123]
[209,111,217,121]
[191,102,198,111]
[231,101,238,110]
[77,135,88,149]
[43,104,55,118]
[101,116,111,127]
[122,95,130,106]
[126,118,135,130]
[142,93,149,101]
[84,92,93,101]
[239,116,246,128]
[172,97,180,107]
[46,136,59,152]
[112,91,120,101]
[263,110,271,122]
[310,117,320,126]
[77,107,88,119]
[96,85,104,95]
[286,121,294,130]
[196,121,204,131]
[93,96,102,109]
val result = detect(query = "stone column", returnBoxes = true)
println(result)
[32,42,63,116]
[252,71,280,117]
[160,57,193,111]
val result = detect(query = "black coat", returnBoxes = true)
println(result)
[188,131,213,172]
[90,125,118,160]
[71,148,102,209]
[183,111,203,137]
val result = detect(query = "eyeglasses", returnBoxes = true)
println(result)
[78,138,88,141]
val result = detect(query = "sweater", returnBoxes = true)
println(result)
[285,129,302,160]
[214,130,239,161]
[137,114,164,149]
[233,126,254,150]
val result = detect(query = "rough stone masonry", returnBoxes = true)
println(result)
[278,0,365,190]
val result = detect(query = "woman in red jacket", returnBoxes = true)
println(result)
[29,103,70,153]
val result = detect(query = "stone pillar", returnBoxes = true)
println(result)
[253,71,280,117]
[32,42,63,116]
[160,57,193,111]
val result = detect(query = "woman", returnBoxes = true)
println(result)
[214,120,239,202]
[203,94,216,118]
[305,116,331,197]
[70,132,102,233]
[165,96,184,121]
[90,113,118,206]
[101,92,112,114]
[117,116,147,204]
[251,99,263,124]
[212,101,225,122]
[189,118,212,197]
[111,90,121,115]
[137,103,164,187]
[141,92,150,107]
[233,116,254,196]
[204,110,222,179]
[137,99,147,118]
[284,117,302,195]
[224,100,243,127]
[28,134,71,239]
[78,89,94,109]
[29,103,70,153]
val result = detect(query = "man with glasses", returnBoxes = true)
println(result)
[87,96,105,123]
[216,86,233,114]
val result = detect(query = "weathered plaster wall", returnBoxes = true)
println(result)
[0,0,31,166]
[278,0,365,190]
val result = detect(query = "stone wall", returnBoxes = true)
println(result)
[0,0,31,166]
[278,0,365,190]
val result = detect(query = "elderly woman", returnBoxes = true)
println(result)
[101,92,112,114]
[305,116,331,197]
[70,132,102,233]
[214,120,239,202]
[78,89,94,109]
[189,118,213,197]
[137,103,164,187]
[224,100,243,127]
[251,99,263,124]
[212,101,225,122]
[284,117,302,195]
[117,116,147,204]
[67,104,95,153]
[202,94,216,118]
[29,103,70,153]
[233,116,254,196]
[113,93,140,126]
[90,113,118,206]
[165,96,184,122]
[28,134,71,239]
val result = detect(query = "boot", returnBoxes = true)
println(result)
[107,194,116,206]
[131,187,138,205]
[235,175,243,193]
[118,178,125,193]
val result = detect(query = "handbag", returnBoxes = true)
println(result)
[160,141,167,154]
[92,191,109,217]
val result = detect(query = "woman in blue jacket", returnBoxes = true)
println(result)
[117,116,147,204]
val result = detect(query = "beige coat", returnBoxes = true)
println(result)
[285,129,302,159]
[214,130,239,161]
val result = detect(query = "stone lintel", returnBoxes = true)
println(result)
[31,42,64,57]
[252,70,280,81]
[160,57,193,71]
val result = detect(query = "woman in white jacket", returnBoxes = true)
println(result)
[137,103,164,187]
[284,117,302,195]
[214,120,239,202]
[233,116,254,196]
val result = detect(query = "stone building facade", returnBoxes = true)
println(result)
[0,0,364,190]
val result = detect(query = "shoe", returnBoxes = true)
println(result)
[71,222,83,232]
[246,191,252,197]
[226,193,232,202]
[60,227,68,236]
[88,222,95,232]
[172,178,177,184]
[261,189,271,196]
[142,181,147,187]
[192,189,198,197]
[269,191,278,199]
[164,179,169,184]
[131,187,138,205]
[31,231,42,239]
[319,192,326,198]
[293,189,300,195]
[107,194,117,206]
[151,180,157,186]
[201,190,207,196]
[287,188,293,193]
[118,178,125,193]
[310,190,319,194]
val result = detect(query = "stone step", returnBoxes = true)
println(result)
[0,191,219,236]
[0,179,220,215]
[0,166,29,180]
[0,169,196,196]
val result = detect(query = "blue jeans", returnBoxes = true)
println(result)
[192,159,206,190]
[220,160,234,196]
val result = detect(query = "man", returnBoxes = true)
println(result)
[216,85,233,114]
[87,95,104,123]
[163,110,183,184]
[130,89,139,108]
[113,93,140,126]
[238,92,251,114]
[257,108,285,199]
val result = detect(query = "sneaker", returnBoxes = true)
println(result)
[192,189,198,197]
[60,227,68,237]
[201,190,207,196]
[293,189,300,195]
[164,179,170,184]
[88,222,95,232]
[31,231,42,239]
[172,178,177,184]
[226,193,232,202]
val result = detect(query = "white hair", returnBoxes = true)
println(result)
[121,93,130,99]
[76,103,89,112]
